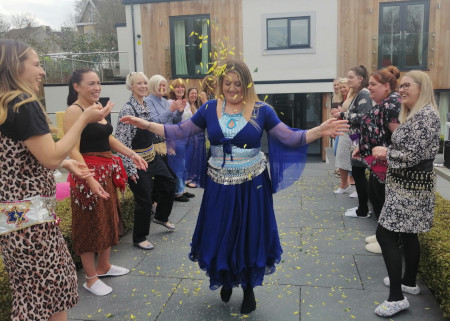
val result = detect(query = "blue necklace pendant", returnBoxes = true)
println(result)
[227,119,236,129]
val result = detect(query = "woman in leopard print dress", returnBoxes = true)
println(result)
[0,39,111,321]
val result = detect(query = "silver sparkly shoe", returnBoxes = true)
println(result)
[374,297,409,317]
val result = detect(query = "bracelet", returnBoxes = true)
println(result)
[146,122,152,131]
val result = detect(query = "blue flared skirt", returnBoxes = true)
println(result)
[189,169,283,290]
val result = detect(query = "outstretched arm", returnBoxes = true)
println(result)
[305,118,349,144]
[120,116,165,137]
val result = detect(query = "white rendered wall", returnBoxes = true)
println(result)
[242,0,338,93]
[123,4,144,73]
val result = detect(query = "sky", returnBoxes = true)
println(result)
[0,0,76,30]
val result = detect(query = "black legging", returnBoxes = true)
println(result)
[368,173,385,220]
[352,166,369,216]
[376,224,420,301]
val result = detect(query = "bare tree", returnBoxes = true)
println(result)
[10,12,38,29]
[96,0,126,35]
[0,13,11,38]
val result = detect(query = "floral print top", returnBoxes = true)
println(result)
[359,91,401,182]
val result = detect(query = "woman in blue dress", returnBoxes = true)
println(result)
[120,59,349,314]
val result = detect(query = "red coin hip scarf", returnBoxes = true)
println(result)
[69,151,128,210]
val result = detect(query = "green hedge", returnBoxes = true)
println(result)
[419,194,450,318]
[0,188,135,321]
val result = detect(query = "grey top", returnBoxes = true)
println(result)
[144,94,183,125]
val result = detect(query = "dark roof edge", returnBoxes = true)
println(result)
[122,0,189,4]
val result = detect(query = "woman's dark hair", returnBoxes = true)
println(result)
[350,65,369,93]
[371,65,401,92]
[67,67,95,106]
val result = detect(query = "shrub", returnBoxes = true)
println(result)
[419,193,450,318]
[0,187,135,320]
[0,259,11,321]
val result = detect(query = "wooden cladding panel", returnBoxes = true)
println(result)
[139,0,243,86]
[338,0,450,89]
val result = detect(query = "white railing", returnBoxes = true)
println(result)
[42,51,130,84]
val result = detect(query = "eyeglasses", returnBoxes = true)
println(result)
[398,82,418,90]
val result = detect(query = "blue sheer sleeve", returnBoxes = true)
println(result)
[264,107,309,193]
[164,114,207,188]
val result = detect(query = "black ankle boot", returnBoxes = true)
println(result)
[240,288,256,314]
[220,287,232,303]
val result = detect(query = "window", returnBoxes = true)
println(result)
[267,16,311,50]
[378,0,430,70]
[169,15,210,78]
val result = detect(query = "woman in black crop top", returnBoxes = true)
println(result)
[63,68,147,296]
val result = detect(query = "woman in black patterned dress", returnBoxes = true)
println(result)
[371,71,440,317]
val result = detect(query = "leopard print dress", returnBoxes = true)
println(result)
[0,101,78,320]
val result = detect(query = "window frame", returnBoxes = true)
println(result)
[266,16,311,50]
[377,0,430,70]
[262,11,316,55]
[169,14,211,79]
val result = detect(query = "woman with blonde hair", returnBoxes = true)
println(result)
[0,39,111,320]
[332,78,355,191]
[115,72,176,250]
[371,71,440,317]
[120,58,349,314]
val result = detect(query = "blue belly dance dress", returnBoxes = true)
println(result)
[164,99,309,290]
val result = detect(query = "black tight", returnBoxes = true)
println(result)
[352,166,369,216]
[376,225,420,301]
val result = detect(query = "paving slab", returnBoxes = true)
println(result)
[65,158,447,321]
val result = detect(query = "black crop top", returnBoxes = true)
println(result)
[74,104,113,153]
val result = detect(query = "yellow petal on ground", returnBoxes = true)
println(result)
[189,31,194,37]
[264,95,268,102]
[243,144,247,148]
[247,82,253,88]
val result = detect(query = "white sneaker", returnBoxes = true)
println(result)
[83,279,112,296]
[334,185,351,194]
[365,242,382,254]
[365,234,377,243]
[345,206,358,213]
[345,210,371,218]
[383,277,421,295]
[374,297,409,317]
[349,191,358,198]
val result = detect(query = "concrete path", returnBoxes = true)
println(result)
[67,158,447,321]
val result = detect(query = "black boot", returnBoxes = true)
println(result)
[220,287,232,303]
[240,287,256,314]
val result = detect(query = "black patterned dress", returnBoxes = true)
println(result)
[379,105,440,233]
